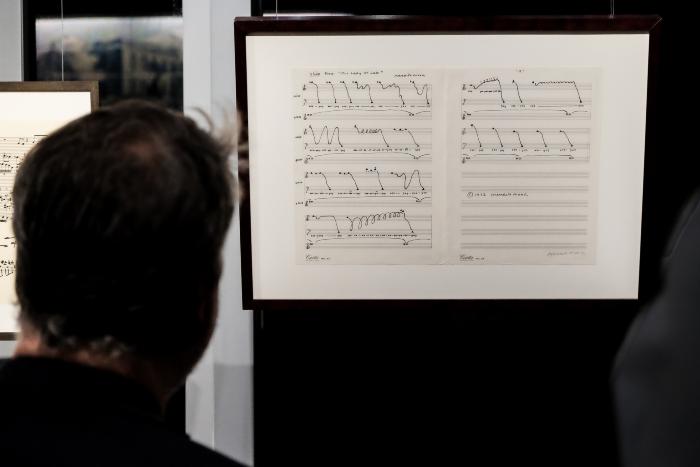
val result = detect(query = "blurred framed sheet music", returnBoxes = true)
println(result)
[234,16,661,307]
[0,81,97,338]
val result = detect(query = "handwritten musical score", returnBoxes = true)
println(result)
[303,168,431,207]
[1,85,93,331]
[295,69,437,264]
[0,260,15,278]
[293,68,598,265]
[461,77,591,120]
[0,135,44,282]
[460,126,590,162]
[301,75,431,122]
[453,68,598,264]
[305,210,432,249]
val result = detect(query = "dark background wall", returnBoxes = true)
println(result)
[251,1,694,466]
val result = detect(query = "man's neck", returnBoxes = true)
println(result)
[14,329,173,411]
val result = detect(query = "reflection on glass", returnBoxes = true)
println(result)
[36,17,183,109]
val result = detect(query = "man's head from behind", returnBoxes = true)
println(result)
[12,100,234,400]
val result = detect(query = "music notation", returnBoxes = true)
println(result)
[304,209,432,249]
[0,136,44,174]
[301,75,432,122]
[302,124,431,164]
[0,259,15,278]
[0,135,45,282]
[461,76,592,120]
[455,68,597,264]
[1,90,92,320]
[292,68,598,265]
[302,168,431,206]
[460,125,590,162]
[294,69,437,264]
[304,80,431,107]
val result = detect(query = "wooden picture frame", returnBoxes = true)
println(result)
[0,81,99,109]
[235,16,661,310]
[0,81,98,340]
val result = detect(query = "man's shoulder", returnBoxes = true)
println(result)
[0,357,246,467]
[0,406,246,467]
[99,401,246,466]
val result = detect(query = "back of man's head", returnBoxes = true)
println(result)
[12,100,234,367]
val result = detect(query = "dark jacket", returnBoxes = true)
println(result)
[613,191,700,467]
[0,356,245,467]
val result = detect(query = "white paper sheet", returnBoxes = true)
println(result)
[294,69,444,264]
[0,91,92,333]
[246,34,649,299]
[294,67,599,266]
[449,68,600,265]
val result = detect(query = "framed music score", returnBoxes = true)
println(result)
[0,81,97,338]
[235,16,660,308]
